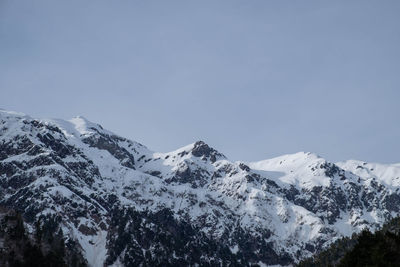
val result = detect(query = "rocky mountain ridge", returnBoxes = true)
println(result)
[0,109,399,266]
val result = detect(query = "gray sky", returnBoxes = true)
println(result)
[1,1,400,163]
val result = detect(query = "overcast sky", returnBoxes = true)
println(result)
[1,1,400,163]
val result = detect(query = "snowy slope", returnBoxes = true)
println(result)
[337,160,400,190]
[1,109,399,266]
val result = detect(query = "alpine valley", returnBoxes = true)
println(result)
[1,109,400,266]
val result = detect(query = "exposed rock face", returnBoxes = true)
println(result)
[1,110,400,266]
[191,140,225,163]
[82,130,135,169]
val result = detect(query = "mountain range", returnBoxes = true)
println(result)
[0,109,399,266]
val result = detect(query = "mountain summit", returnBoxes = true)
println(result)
[0,109,400,266]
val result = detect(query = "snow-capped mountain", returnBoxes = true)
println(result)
[1,109,399,266]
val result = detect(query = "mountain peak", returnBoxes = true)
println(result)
[291,151,322,160]
[190,140,226,163]
[0,109,30,119]
[68,116,105,136]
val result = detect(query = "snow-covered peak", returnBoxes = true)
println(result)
[0,110,107,140]
[0,109,31,120]
[68,116,100,136]
[156,140,226,163]
[248,152,331,188]
[250,152,323,167]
